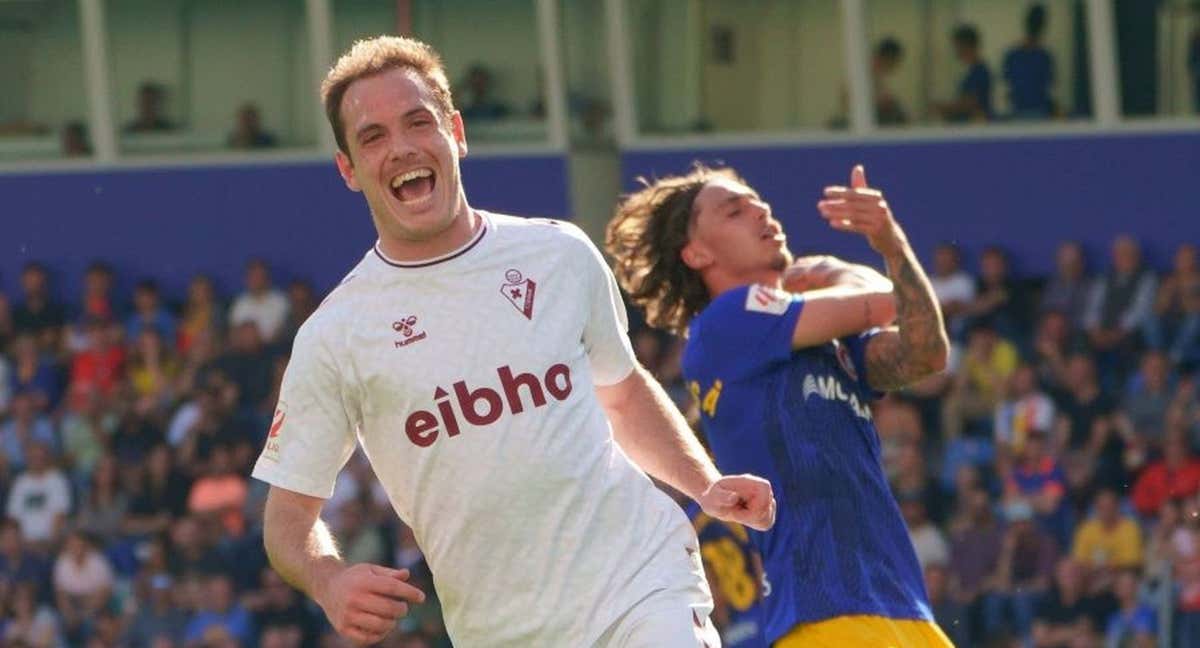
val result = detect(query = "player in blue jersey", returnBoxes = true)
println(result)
[687,500,768,647]
[607,163,952,646]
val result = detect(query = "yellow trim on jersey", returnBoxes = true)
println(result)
[775,615,954,647]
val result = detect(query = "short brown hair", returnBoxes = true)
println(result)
[606,164,745,336]
[321,36,456,155]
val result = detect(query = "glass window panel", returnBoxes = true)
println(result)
[628,0,845,135]
[1121,0,1200,118]
[108,0,315,155]
[866,0,1093,126]
[0,0,89,161]
[559,0,614,145]
[333,0,550,144]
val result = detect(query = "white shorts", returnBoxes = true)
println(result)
[594,588,722,648]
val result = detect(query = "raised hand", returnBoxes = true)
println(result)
[816,165,909,258]
[699,474,777,531]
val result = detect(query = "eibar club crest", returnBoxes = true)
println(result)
[500,268,536,319]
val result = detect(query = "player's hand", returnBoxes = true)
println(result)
[315,564,426,646]
[817,165,909,258]
[699,474,776,531]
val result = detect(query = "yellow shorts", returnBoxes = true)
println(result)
[775,614,955,647]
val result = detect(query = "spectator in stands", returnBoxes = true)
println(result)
[166,515,222,577]
[128,329,180,408]
[1054,353,1124,490]
[227,103,277,150]
[986,498,1058,643]
[1118,351,1174,459]
[1131,431,1200,518]
[182,572,254,647]
[70,317,125,398]
[277,279,317,348]
[241,568,319,647]
[1006,428,1073,549]
[943,318,1018,439]
[229,259,288,344]
[1083,235,1157,372]
[125,82,175,133]
[0,518,51,598]
[901,493,949,570]
[929,242,975,340]
[968,246,1033,340]
[124,443,191,537]
[948,484,1004,641]
[1003,3,1055,119]
[995,363,1056,457]
[12,262,65,352]
[934,24,992,123]
[1032,311,1085,395]
[1190,27,1200,113]
[77,261,118,325]
[124,573,187,648]
[4,579,62,648]
[53,530,114,640]
[128,279,177,345]
[5,442,70,549]
[1174,493,1200,648]
[1031,557,1115,648]
[1103,568,1157,646]
[214,321,274,418]
[73,453,128,544]
[892,440,949,525]
[0,289,13,356]
[925,563,970,646]
[872,37,907,125]
[1040,241,1091,327]
[1145,242,1200,364]
[1072,488,1143,592]
[9,334,60,411]
[178,275,224,355]
[457,64,511,121]
[61,121,91,157]
[1,392,57,472]
[187,443,248,538]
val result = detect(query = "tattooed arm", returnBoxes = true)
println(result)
[817,165,949,390]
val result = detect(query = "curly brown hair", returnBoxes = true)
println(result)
[321,36,456,156]
[605,164,746,336]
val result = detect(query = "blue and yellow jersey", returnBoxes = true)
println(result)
[682,284,932,644]
[685,501,767,648]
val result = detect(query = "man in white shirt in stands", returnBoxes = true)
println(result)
[5,441,71,549]
[252,35,775,647]
[229,259,290,343]
[929,242,976,338]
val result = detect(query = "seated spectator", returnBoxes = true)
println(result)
[59,384,116,480]
[934,24,992,123]
[1053,354,1124,490]
[966,246,1033,340]
[1145,242,1200,364]
[0,518,51,597]
[1004,430,1070,544]
[456,64,512,121]
[177,275,224,356]
[948,484,1004,641]
[1031,311,1088,397]
[124,443,192,537]
[127,279,178,344]
[942,318,1018,439]
[1174,493,1200,648]
[1002,3,1055,119]
[875,394,925,475]
[124,82,175,133]
[229,260,289,344]
[1039,241,1091,327]
[12,262,66,352]
[1072,489,1143,591]
[53,530,114,638]
[985,499,1058,643]
[926,563,970,646]
[929,242,976,339]
[994,364,1056,457]
[1083,236,1157,378]
[1131,432,1200,518]
[0,392,57,472]
[8,334,61,411]
[3,579,62,648]
[215,321,274,418]
[76,261,119,326]
[277,279,317,349]
[128,329,181,408]
[892,441,949,525]
[901,494,949,570]
[61,121,91,157]
[69,318,125,398]
[241,567,320,646]
[1117,351,1173,458]
[227,103,277,149]
[123,572,187,648]
[5,442,71,548]
[187,444,248,538]
[182,572,254,646]
[1103,568,1157,646]
[1031,557,1116,648]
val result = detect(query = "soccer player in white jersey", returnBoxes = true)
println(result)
[252,36,776,647]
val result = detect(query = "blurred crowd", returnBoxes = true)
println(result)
[1,232,1197,647]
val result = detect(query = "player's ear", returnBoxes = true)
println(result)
[450,111,468,158]
[681,242,710,271]
[334,150,361,192]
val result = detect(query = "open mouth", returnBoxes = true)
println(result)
[389,167,437,205]
[761,226,785,242]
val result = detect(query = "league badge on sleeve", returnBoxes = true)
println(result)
[501,268,537,320]
[744,284,791,315]
[263,402,286,462]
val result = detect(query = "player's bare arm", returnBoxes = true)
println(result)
[264,486,425,646]
[781,255,898,348]
[817,165,949,391]
[596,366,777,531]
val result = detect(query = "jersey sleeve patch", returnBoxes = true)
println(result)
[744,284,791,315]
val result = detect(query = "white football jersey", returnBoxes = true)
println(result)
[252,212,708,646]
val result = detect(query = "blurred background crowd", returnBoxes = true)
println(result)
[1,232,1197,647]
